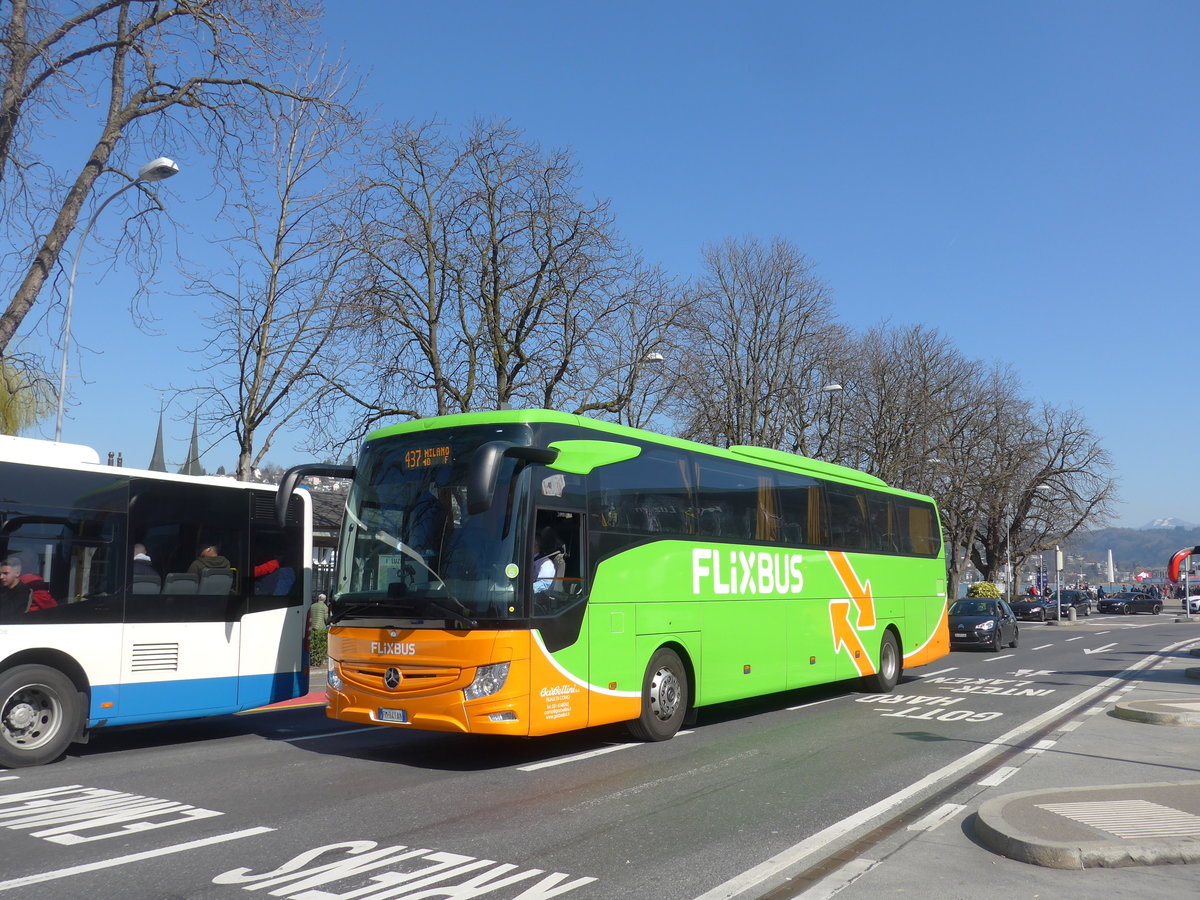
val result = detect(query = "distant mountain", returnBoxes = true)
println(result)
[1066,525,1200,571]
[1140,517,1196,530]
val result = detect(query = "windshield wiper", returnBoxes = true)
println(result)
[419,600,477,630]
[331,596,476,629]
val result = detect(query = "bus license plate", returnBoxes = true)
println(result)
[378,708,408,724]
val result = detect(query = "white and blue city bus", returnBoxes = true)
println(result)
[0,436,313,767]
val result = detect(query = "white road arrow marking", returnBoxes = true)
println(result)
[1083,642,1118,655]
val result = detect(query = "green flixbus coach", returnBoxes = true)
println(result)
[280,409,950,741]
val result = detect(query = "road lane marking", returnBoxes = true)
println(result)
[518,743,635,771]
[1066,636,1084,642]
[1032,644,1053,650]
[1025,739,1056,755]
[906,803,963,832]
[787,696,841,711]
[1083,643,1118,655]
[984,654,1015,661]
[0,826,274,891]
[691,634,1199,900]
[284,726,382,743]
[912,667,957,678]
[978,766,1018,787]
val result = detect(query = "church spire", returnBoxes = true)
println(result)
[148,405,167,472]
[178,414,206,477]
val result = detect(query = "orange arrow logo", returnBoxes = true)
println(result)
[829,600,873,676]
[828,551,876,629]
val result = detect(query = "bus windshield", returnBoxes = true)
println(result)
[335,425,532,625]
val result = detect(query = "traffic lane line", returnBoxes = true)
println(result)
[691,635,1198,900]
[0,826,274,892]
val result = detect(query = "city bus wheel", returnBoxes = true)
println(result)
[0,665,81,768]
[627,648,688,741]
[861,631,901,693]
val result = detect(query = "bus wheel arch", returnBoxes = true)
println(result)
[860,627,902,693]
[627,644,692,742]
[0,662,85,768]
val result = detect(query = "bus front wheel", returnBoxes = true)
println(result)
[861,631,901,693]
[627,648,688,741]
[0,665,81,768]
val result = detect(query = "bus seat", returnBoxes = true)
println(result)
[164,572,199,594]
[199,568,234,594]
[132,574,161,594]
[255,566,295,596]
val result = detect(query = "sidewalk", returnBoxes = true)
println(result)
[249,668,327,710]
[819,628,1200,899]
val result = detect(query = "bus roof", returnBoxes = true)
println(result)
[0,434,288,494]
[364,409,932,500]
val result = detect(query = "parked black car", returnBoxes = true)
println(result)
[1048,589,1091,617]
[948,598,1019,651]
[1010,596,1058,621]
[1096,591,1162,615]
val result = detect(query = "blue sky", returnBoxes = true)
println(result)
[39,2,1199,528]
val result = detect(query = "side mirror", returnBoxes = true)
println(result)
[467,442,558,515]
[276,463,356,527]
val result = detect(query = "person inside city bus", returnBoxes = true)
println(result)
[532,527,564,594]
[188,541,232,575]
[0,554,56,613]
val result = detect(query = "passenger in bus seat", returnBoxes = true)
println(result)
[132,543,158,578]
[0,559,31,617]
[188,541,232,575]
[1,555,56,612]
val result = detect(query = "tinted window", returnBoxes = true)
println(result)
[590,448,694,538]
[826,485,869,550]
[0,506,125,625]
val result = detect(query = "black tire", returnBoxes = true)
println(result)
[1122,605,1133,615]
[0,664,82,768]
[627,648,688,741]
[1152,604,1162,615]
[1037,610,1045,622]
[1010,627,1019,649]
[991,629,1003,652]
[861,631,902,692]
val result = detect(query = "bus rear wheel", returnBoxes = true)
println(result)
[0,665,81,768]
[861,631,902,693]
[627,648,688,741]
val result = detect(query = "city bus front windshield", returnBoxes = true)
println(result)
[334,426,532,625]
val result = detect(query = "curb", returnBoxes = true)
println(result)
[974,781,1200,869]
[1110,697,1200,726]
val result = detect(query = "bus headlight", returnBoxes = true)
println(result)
[464,662,510,700]
[327,658,343,692]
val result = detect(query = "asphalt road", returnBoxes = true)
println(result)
[0,612,1188,900]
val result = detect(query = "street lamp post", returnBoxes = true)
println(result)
[55,157,179,441]
[820,383,843,463]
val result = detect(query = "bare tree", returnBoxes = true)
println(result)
[177,63,362,480]
[0,0,322,359]
[843,323,982,488]
[318,119,669,447]
[671,236,845,452]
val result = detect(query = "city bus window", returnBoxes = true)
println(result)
[695,459,760,540]
[826,484,869,550]
[0,510,123,624]
[590,449,693,538]
[902,501,940,556]
[866,493,899,553]
[776,473,824,547]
